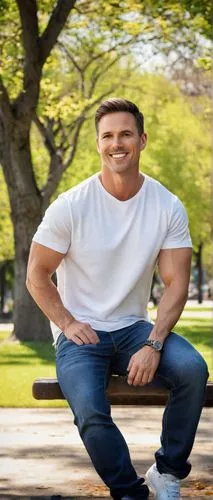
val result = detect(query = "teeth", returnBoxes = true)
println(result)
[111,153,127,158]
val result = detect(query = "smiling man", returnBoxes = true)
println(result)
[27,98,208,500]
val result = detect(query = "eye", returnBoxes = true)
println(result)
[102,134,111,139]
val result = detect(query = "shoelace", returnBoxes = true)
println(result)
[165,478,180,498]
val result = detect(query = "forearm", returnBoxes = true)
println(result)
[26,270,74,332]
[150,281,188,342]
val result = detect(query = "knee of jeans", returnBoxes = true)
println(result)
[179,352,209,387]
[74,402,111,436]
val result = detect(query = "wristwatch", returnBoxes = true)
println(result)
[143,339,163,352]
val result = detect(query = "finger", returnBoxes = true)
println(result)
[144,363,158,385]
[76,324,98,344]
[87,329,100,344]
[72,335,84,345]
[140,370,152,386]
[147,372,154,384]
[127,364,138,385]
[74,331,92,344]
[82,330,99,344]
[132,368,144,386]
[127,357,134,372]
[84,324,100,344]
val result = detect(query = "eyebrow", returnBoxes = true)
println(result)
[101,129,133,137]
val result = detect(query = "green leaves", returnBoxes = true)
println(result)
[0,169,14,261]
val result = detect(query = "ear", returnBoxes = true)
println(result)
[140,133,147,151]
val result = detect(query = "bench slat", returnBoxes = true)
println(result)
[32,377,213,406]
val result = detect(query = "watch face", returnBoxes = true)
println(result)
[153,340,163,351]
[145,339,163,351]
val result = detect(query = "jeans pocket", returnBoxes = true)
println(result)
[55,332,66,352]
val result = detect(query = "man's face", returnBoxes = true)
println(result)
[96,112,147,174]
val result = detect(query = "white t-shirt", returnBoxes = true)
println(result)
[33,172,192,343]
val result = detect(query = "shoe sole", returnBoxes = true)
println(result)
[145,470,181,500]
[145,470,157,497]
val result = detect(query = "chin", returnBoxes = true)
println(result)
[109,163,130,174]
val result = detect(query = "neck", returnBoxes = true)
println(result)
[99,171,144,201]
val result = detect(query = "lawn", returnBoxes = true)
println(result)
[0,307,212,407]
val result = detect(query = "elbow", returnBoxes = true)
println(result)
[26,273,32,293]
[26,264,34,294]
[167,281,189,305]
[178,286,189,307]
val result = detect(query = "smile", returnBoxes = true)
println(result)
[110,153,128,158]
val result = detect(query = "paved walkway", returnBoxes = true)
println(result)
[0,407,212,499]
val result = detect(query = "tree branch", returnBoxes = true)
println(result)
[64,117,85,169]
[88,55,121,98]
[58,42,82,73]
[15,0,41,119]
[16,0,40,65]
[40,0,77,65]
[58,42,85,95]
[33,114,57,157]
[0,76,12,120]
[41,115,85,205]
[82,33,144,73]
[0,76,13,165]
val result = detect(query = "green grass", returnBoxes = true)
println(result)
[148,304,212,313]
[0,333,66,407]
[0,309,212,407]
[183,307,212,312]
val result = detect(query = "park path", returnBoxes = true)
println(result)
[0,406,212,498]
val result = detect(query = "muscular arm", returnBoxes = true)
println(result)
[26,242,74,332]
[127,247,192,386]
[26,242,99,344]
[149,247,192,342]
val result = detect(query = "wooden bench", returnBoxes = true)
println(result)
[33,377,213,406]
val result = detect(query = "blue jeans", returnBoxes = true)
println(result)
[56,320,208,499]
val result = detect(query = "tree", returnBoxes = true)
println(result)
[0,0,210,340]
[0,0,77,340]
[139,0,212,41]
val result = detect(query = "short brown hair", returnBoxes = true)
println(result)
[95,98,144,135]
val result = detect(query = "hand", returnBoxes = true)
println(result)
[64,320,100,345]
[127,346,161,386]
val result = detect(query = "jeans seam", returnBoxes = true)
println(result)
[163,393,171,452]
[104,359,112,393]
[157,374,174,453]
[109,332,118,353]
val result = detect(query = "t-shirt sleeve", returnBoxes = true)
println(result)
[32,195,71,254]
[161,197,192,250]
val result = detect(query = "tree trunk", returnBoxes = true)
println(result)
[0,0,77,341]
[2,127,52,341]
[12,206,51,341]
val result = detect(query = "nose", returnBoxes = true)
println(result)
[111,135,123,150]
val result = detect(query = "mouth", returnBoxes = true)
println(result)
[109,152,128,159]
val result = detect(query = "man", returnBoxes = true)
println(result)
[27,98,208,500]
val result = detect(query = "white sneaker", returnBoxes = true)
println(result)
[145,463,180,499]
